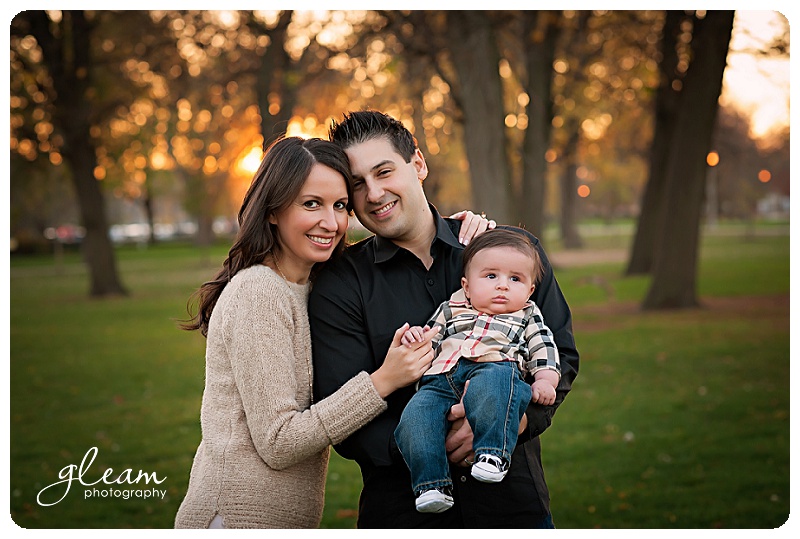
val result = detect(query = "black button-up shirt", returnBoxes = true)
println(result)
[309,207,579,527]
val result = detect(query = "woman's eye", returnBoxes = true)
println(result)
[303,201,320,209]
[334,201,348,210]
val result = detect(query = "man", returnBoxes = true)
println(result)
[309,110,579,528]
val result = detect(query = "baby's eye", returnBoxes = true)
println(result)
[510,276,520,282]
[486,273,496,279]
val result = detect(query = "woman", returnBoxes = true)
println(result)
[174,137,489,528]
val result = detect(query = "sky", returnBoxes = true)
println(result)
[721,10,791,138]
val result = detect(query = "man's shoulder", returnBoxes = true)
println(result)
[313,235,375,288]
[441,216,462,236]
[345,233,378,256]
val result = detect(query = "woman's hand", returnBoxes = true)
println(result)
[370,323,438,398]
[450,210,496,245]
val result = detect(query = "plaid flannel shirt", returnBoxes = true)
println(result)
[423,288,560,380]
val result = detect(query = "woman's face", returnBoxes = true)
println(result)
[269,163,350,273]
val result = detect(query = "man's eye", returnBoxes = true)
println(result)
[353,181,365,190]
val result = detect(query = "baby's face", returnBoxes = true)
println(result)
[461,246,536,315]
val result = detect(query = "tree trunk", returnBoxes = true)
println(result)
[559,125,583,248]
[256,10,295,148]
[30,10,127,296]
[447,11,513,224]
[193,171,228,248]
[642,11,735,310]
[143,185,156,245]
[520,11,560,238]
[409,63,442,206]
[626,11,683,275]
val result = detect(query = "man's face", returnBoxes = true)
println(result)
[343,137,429,241]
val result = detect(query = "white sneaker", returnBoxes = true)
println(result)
[470,454,509,483]
[415,488,454,513]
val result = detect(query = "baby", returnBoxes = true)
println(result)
[394,228,560,513]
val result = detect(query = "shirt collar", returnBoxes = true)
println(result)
[372,204,463,264]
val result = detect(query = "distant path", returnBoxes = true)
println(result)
[549,249,628,268]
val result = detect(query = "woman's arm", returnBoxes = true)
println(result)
[224,274,390,470]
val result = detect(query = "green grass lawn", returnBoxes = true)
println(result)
[9,228,790,529]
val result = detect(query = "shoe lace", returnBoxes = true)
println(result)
[479,454,504,468]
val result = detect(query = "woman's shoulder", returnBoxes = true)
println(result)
[233,263,280,283]
[220,264,285,303]
[230,264,310,304]
[212,265,295,328]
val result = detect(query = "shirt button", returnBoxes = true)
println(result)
[460,475,467,483]
[427,278,435,286]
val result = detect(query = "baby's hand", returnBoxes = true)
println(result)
[531,380,557,406]
[401,325,430,347]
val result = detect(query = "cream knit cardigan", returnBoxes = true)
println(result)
[175,265,387,528]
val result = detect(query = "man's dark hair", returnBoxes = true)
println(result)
[328,110,418,162]
[462,228,544,285]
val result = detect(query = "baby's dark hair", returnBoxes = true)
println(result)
[462,228,543,285]
[328,110,418,162]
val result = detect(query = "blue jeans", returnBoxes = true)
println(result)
[394,359,532,496]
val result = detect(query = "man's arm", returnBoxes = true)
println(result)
[520,229,579,440]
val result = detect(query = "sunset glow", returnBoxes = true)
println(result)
[237,146,263,176]
[721,11,789,138]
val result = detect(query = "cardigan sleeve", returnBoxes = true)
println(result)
[223,273,387,471]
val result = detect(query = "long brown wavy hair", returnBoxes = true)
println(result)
[181,136,353,336]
